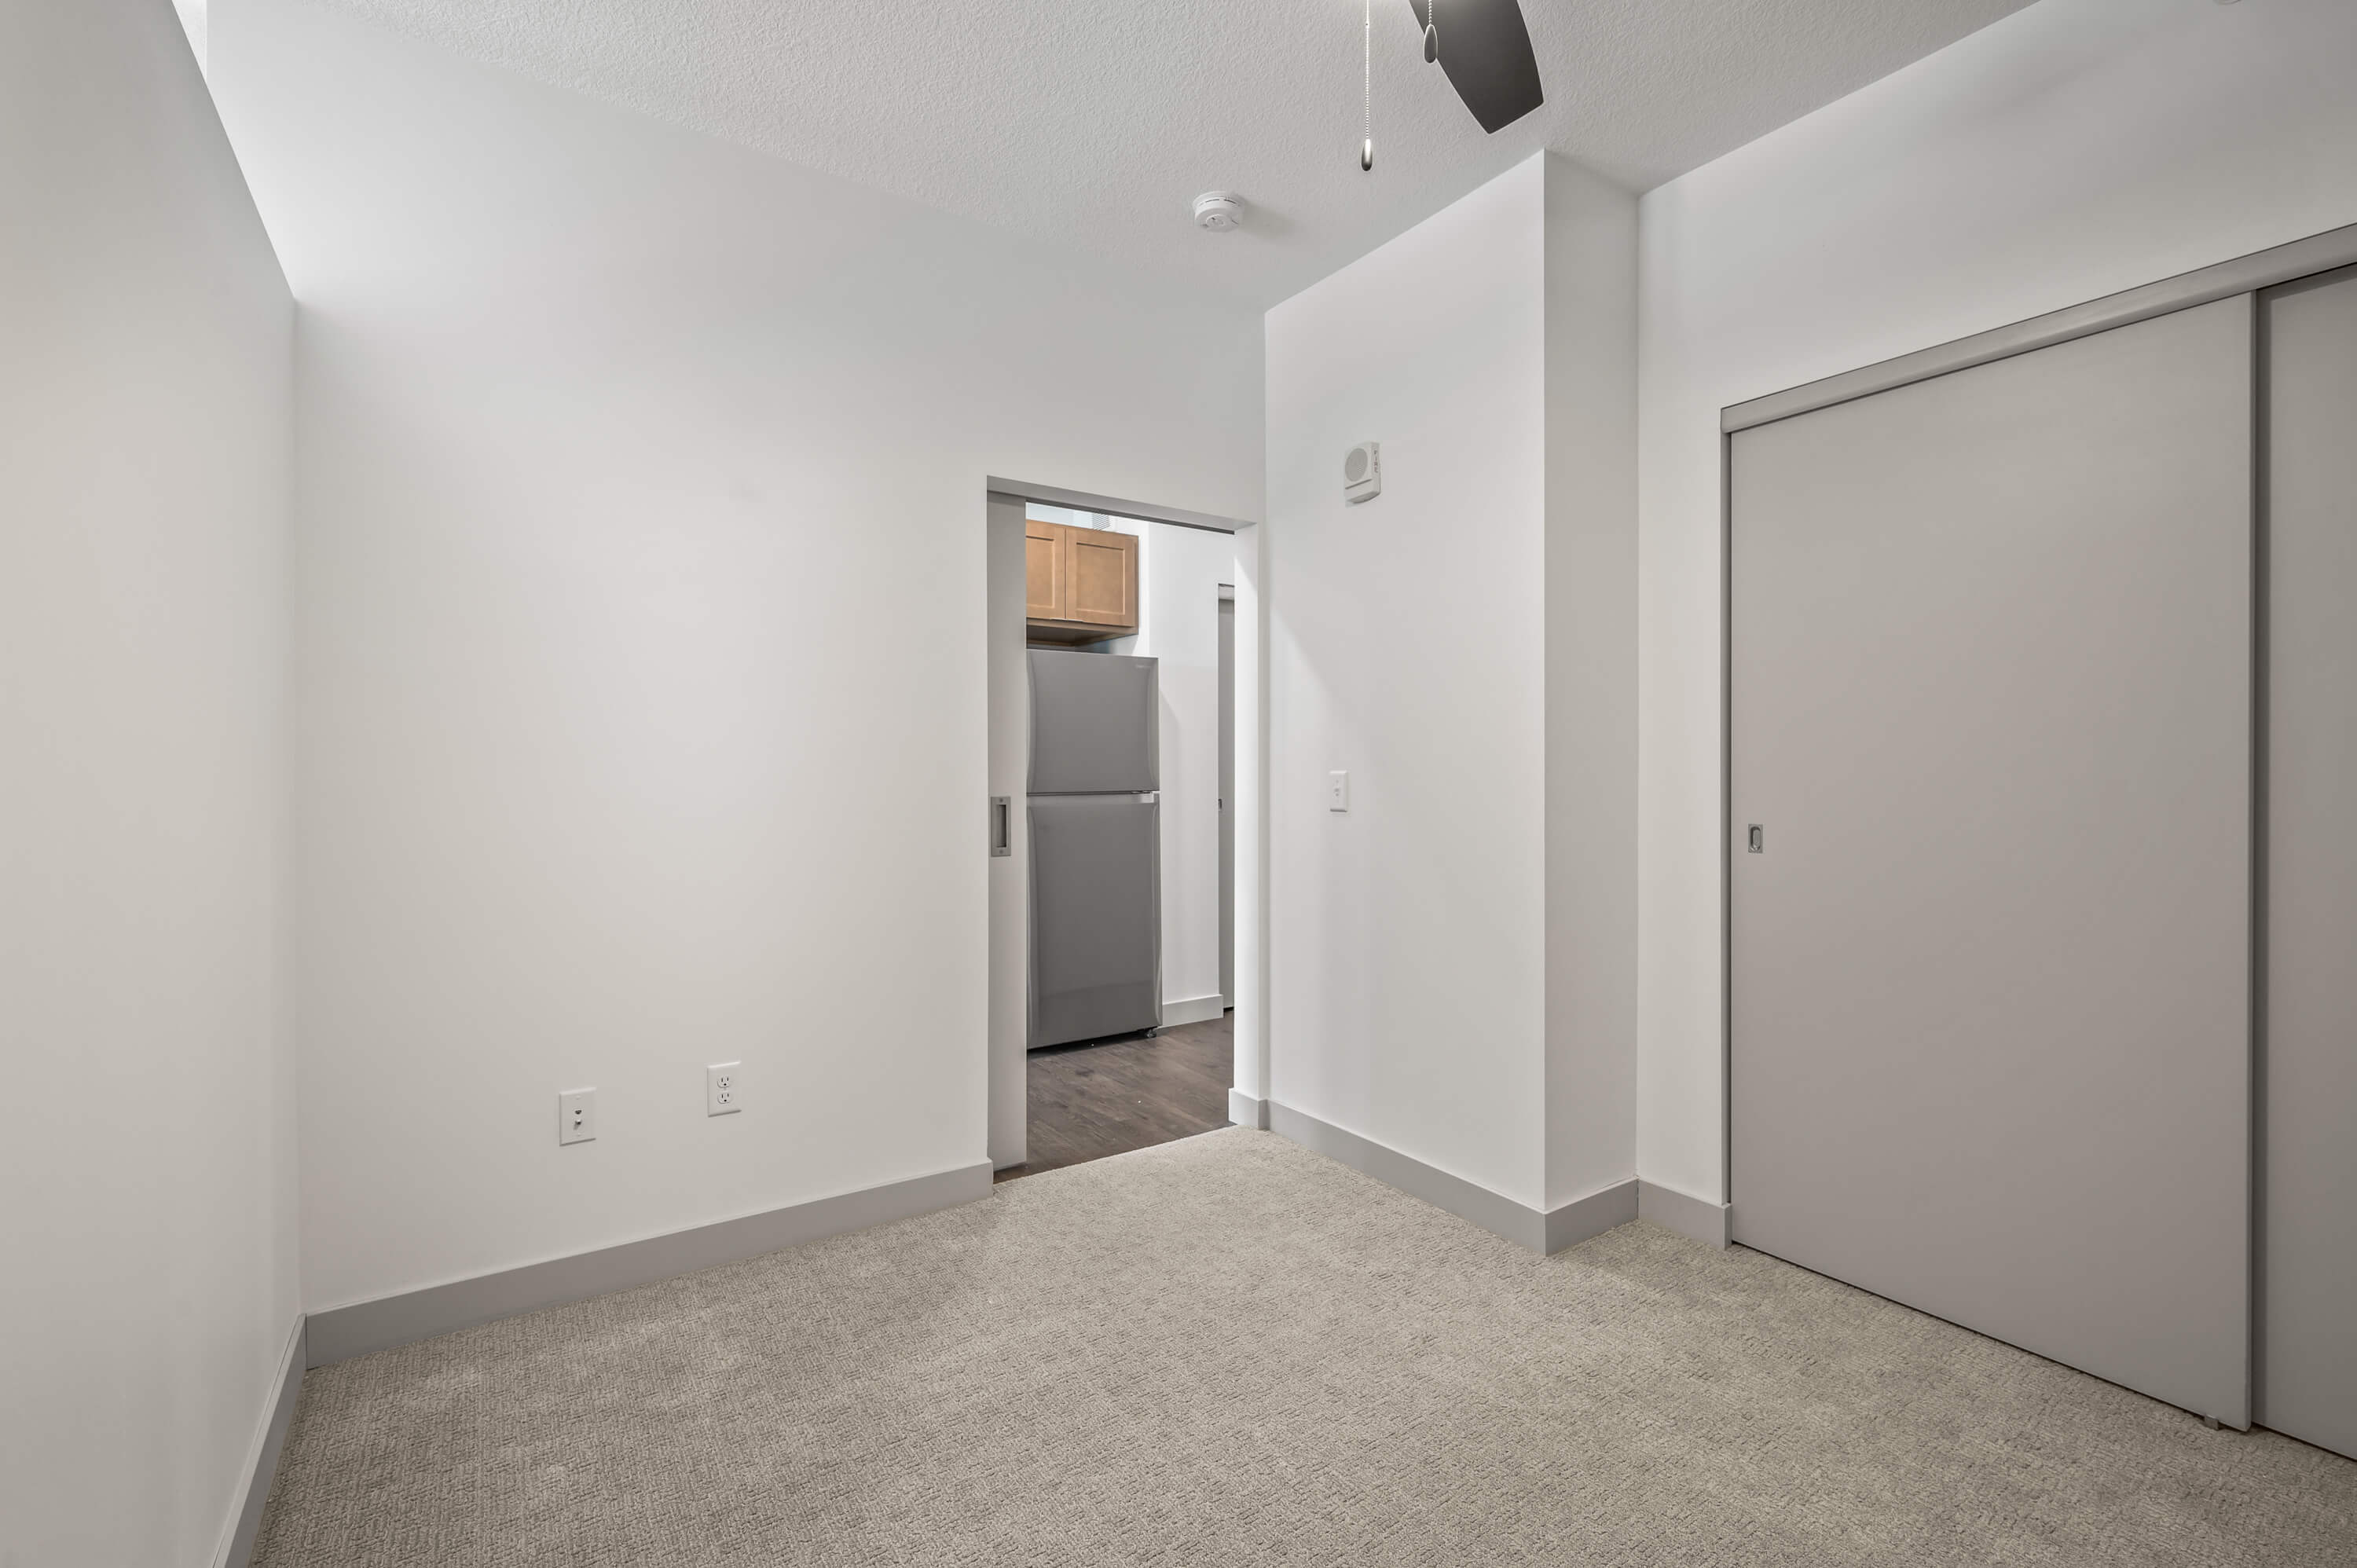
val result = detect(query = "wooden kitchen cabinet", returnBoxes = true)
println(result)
[1025,519,1065,621]
[1025,521,1138,641]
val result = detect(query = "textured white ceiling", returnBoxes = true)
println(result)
[306,0,2036,306]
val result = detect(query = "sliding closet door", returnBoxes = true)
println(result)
[1730,298,2253,1425]
[2260,266,2357,1460]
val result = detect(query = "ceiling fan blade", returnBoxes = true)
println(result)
[1415,0,1544,134]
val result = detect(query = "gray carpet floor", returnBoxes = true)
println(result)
[254,1128,2357,1566]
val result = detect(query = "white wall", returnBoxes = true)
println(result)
[1265,153,1637,1217]
[1542,159,1640,1211]
[1635,0,2357,1204]
[207,0,1262,1313]
[1137,522,1237,1017]
[1268,158,1549,1207]
[173,0,209,73]
[0,1,298,1563]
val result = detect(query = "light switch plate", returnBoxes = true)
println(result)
[558,1087,596,1145]
[1328,770,1350,811]
[706,1062,742,1116]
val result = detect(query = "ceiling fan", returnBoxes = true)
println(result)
[1363,0,1545,170]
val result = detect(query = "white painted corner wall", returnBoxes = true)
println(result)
[1265,152,1638,1222]
[204,0,1263,1314]
[1267,157,1549,1210]
[0,2,299,1564]
[1634,0,2357,1207]
[1542,158,1640,1212]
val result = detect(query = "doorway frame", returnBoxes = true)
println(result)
[985,475,1266,1171]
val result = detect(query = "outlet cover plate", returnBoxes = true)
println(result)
[706,1062,742,1116]
[558,1087,596,1145]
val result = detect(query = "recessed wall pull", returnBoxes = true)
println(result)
[1747,824,1764,854]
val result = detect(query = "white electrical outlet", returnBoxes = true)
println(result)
[1328,770,1351,811]
[706,1062,742,1116]
[558,1087,596,1145]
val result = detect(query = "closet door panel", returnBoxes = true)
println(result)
[1730,297,2253,1424]
[2260,266,2357,1459]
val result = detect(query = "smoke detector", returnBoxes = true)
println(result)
[1193,192,1244,232]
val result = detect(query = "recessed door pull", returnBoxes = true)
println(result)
[1747,824,1764,854]
[991,797,1012,857]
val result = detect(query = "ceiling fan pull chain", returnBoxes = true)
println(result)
[1362,0,1374,171]
[1425,0,1439,64]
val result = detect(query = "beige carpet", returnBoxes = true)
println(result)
[255,1128,2357,1566]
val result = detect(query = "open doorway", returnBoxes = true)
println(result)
[984,482,1255,1181]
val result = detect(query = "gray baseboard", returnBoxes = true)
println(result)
[1545,1177,1640,1252]
[307,1160,995,1367]
[1162,993,1228,1028]
[220,1317,304,1568]
[1637,1178,1732,1249]
[1267,1101,1635,1255]
[1228,1088,1270,1130]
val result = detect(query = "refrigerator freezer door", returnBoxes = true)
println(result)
[1028,649,1158,793]
[1028,795,1161,1047]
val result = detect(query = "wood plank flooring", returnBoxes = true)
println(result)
[996,1010,1233,1181]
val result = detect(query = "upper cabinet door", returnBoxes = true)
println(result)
[1025,519,1065,621]
[1065,528,1137,626]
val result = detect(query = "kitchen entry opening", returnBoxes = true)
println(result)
[984,485,1258,1181]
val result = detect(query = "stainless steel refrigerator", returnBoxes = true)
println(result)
[1028,649,1160,1049]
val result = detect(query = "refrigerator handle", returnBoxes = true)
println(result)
[990,797,1012,857]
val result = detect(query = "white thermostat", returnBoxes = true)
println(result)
[1343,442,1381,504]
